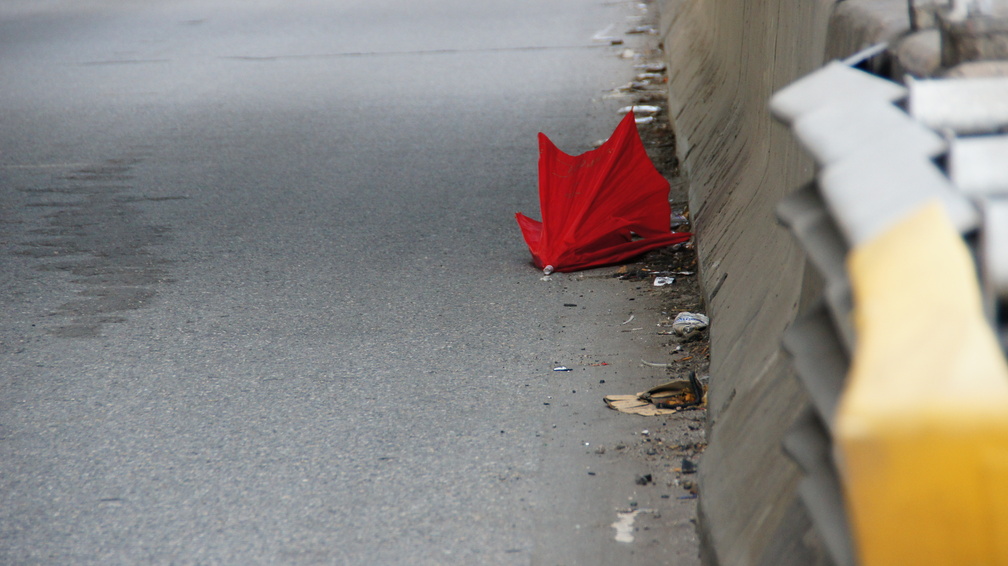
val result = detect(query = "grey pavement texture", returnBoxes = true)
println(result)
[0,1,701,564]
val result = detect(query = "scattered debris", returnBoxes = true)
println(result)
[634,62,666,73]
[604,394,678,417]
[604,372,705,416]
[672,312,709,339]
[640,359,670,368]
[618,104,661,115]
[626,25,657,35]
[635,72,666,82]
[612,264,674,282]
[636,473,654,485]
[670,209,690,229]
[621,314,636,325]
[608,82,650,95]
[681,479,698,496]
[643,373,705,409]
[653,276,675,286]
[553,366,573,372]
[592,23,621,44]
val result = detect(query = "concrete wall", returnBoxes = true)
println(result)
[656,0,1008,562]
[656,1,859,563]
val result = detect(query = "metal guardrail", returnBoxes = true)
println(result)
[771,54,1008,565]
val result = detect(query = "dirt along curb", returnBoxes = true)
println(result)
[528,5,711,562]
[593,5,712,557]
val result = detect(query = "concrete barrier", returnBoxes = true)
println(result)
[656,0,910,563]
[659,0,1008,563]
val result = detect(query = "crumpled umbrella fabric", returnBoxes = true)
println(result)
[515,111,691,272]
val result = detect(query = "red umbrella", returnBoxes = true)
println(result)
[516,111,691,273]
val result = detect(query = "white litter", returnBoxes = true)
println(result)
[612,509,648,543]
[618,105,661,115]
[672,312,709,338]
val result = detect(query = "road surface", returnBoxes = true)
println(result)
[0,1,701,563]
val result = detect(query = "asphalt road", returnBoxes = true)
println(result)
[0,1,700,564]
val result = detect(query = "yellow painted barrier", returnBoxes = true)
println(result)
[838,201,1008,565]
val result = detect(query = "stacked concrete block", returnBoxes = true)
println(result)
[774,58,1008,566]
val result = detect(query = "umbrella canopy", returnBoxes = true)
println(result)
[515,111,691,272]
